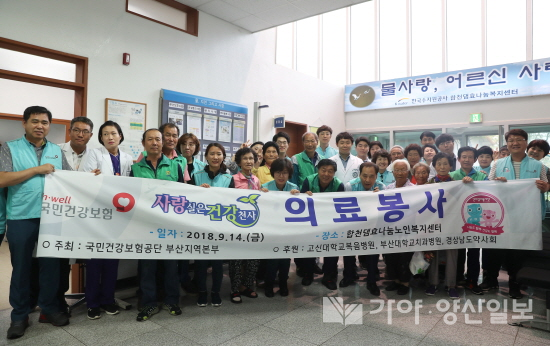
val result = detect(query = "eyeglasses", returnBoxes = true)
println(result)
[71,128,91,135]
[507,139,526,144]
[276,141,288,146]
[441,141,453,146]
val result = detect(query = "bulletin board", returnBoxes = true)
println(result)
[105,98,147,161]
[160,89,248,161]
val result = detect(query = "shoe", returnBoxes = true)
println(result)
[163,303,182,315]
[197,292,208,307]
[366,282,380,296]
[7,319,29,339]
[136,305,159,321]
[466,282,484,295]
[456,279,467,288]
[230,292,242,304]
[397,284,409,295]
[301,275,313,286]
[313,264,323,275]
[386,281,400,291]
[265,284,274,298]
[425,285,438,296]
[322,276,337,290]
[279,280,289,297]
[296,267,304,277]
[240,288,258,298]
[448,287,460,299]
[100,303,120,315]
[211,292,222,307]
[38,312,69,326]
[509,283,524,299]
[480,280,499,292]
[87,307,101,320]
[339,277,355,288]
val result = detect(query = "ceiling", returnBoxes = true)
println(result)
[175,0,369,32]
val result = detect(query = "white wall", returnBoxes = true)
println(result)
[346,94,550,134]
[0,0,345,149]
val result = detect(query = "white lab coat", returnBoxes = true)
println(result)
[58,142,89,171]
[329,154,363,184]
[79,146,133,176]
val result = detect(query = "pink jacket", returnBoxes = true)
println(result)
[233,172,260,190]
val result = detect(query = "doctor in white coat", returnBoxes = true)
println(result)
[328,132,364,289]
[78,120,132,319]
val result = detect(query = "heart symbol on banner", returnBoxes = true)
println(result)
[118,197,130,207]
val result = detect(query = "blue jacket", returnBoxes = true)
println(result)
[378,170,395,186]
[193,168,233,188]
[345,177,385,192]
[494,155,546,219]
[7,136,63,220]
[262,180,298,191]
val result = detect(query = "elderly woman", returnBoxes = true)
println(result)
[384,159,415,295]
[372,149,394,186]
[412,162,430,186]
[404,144,422,184]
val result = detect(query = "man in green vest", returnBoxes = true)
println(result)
[0,106,73,339]
[291,132,324,189]
[130,128,184,322]
[299,159,344,290]
[481,129,548,299]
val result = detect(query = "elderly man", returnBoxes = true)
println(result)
[389,145,405,162]
[291,132,324,189]
[0,106,73,339]
[481,129,548,299]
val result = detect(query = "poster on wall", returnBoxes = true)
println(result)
[167,109,184,135]
[159,89,248,159]
[105,98,146,160]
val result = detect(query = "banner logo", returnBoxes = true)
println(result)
[113,192,136,212]
[349,85,375,108]
[323,297,362,325]
[461,192,505,235]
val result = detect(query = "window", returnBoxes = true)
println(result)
[126,0,198,36]
[447,0,482,71]
[350,1,375,83]
[411,0,442,76]
[296,16,320,78]
[486,0,526,66]
[379,0,408,80]
[276,23,294,69]
[533,0,550,60]
[322,8,348,85]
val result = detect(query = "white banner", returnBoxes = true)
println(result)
[37,171,543,259]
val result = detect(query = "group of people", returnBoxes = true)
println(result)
[1,106,548,339]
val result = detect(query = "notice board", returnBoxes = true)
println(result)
[105,98,147,161]
[160,89,248,161]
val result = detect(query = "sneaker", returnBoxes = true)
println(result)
[136,305,159,322]
[87,307,101,320]
[301,275,313,286]
[466,282,484,295]
[7,319,29,339]
[100,304,119,315]
[38,312,69,326]
[197,292,208,307]
[425,285,438,296]
[448,287,460,299]
[321,276,337,290]
[397,284,409,295]
[211,292,222,307]
[479,280,499,292]
[339,277,355,288]
[163,303,182,315]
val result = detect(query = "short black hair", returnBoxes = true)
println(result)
[477,145,493,157]
[317,158,337,171]
[159,122,179,136]
[261,141,280,166]
[432,152,452,167]
[316,125,333,136]
[355,136,370,147]
[141,128,160,142]
[335,132,354,145]
[505,129,528,141]
[421,144,438,157]
[359,161,379,174]
[251,141,264,149]
[499,145,509,152]
[420,131,436,141]
[368,140,384,158]
[527,139,550,157]
[98,120,124,146]
[372,149,391,164]
[404,143,422,159]
[70,116,94,131]
[270,158,294,177]
[435,133,454,147]
[23,106,52,122]
[457,146,478,160]
[272,131,290,144]
[235,147,258,165]
[205,143,227,173]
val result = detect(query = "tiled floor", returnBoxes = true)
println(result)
[1,261,550,346]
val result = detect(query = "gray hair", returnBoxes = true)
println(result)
[391,159,410,171]
[390,145,404,153]
[70,116,94,131]
[412,162,430,174]
[302,132,319,143]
